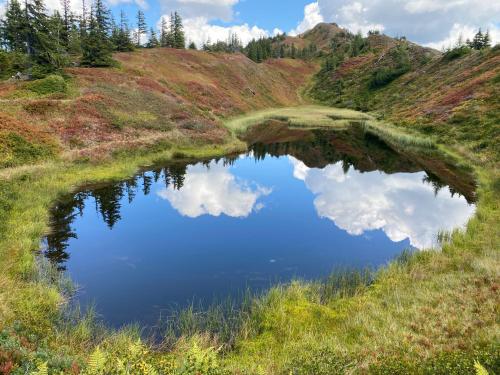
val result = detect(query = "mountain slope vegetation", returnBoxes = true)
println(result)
[0,48,316,167]
[0,21,498,375]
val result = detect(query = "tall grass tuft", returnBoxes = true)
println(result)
[318,268,373,303]
[160,290,254,350]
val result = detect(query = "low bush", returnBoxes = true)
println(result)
[443,45,471,61]
[25,75,68,96]
[0,132,57,168]
[369,65,410,89]
[369,345,500,374]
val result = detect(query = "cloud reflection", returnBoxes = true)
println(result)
[289,157,475,249]
[157,160,271,218]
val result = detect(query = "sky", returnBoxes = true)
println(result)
[1,0,499,49]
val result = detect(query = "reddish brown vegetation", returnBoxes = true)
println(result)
[0,49,316,164]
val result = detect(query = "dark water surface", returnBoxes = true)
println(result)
[44,127,476,328]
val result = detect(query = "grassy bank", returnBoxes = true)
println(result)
[221,106,499,374]
[225,105,437,151]
[0,137,247,374]
[0,105,498,374]
[223,166,498,374]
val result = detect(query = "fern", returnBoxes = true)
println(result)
[474,361,489,375]
[87,346,107,374]
[31,362,48,375]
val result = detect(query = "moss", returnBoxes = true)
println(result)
[0,132,57,168]
[25,75,68,96]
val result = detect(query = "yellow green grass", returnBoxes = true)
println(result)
[225,105,437,150]
[0,106,498,374]
[223,168,499,374]
[224,105,373,133]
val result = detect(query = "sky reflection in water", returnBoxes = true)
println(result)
[44,130,476,328]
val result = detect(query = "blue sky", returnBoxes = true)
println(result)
[230,0,310,31]
[1,0,498,49]
[101,0,499,49]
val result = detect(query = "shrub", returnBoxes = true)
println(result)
[23,100,60,115]
[443,45,471,61]
[0,132,57,168]
[178,342,226,375]
[0,51,29,80]
[286,346,353,374]
[369,346,500,375]
[369,66,410,88]
[25,75,68,96]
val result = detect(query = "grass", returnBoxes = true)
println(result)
[222,165,499,374]
[225,105,436,152]
[0,101,498,373]
[225,105,373,134]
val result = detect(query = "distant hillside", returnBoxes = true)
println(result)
[300,22,345,50]
[307,27,499,160]
[0,49,316,167]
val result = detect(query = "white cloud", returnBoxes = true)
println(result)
[290,2,324,36]
[289,157,475,249]
[0,1,6,18]
[315,0,500,44]
[158,0,238,22]
[180,16,269,48]
[157,160,271,218]
[425,22,500,50]
[336,1,384,35]
[108,0,149,10]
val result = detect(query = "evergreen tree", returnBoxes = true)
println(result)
[172,11,185,48]
[279,44,286,59]
[80,0,88,40]
[160,16,168,47]
[67,17,82,55]
[147,27,159,48]
[3,0,25,52]
[483,30,491,48]
[165,12,175,47]
[81,2,113,66]
[470,29,484,50]
[188,41,196,50]
[136,9,146,47]
[49,10,66,56]
[60,0,71,47]
[467,29,491,50]
[23,0,66,75]
[111,10,133,51]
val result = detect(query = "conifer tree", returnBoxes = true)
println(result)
[81,1,112,66]
[160,16,168,47]
[470,29,484,50]
[136,9,146,47]
[60,0,71,47]
[172,11,185,48]
[3,0,25,52]
[111,10,133,51]
[23,0,66,75]
[483,30,491,48]
[147,27,159,48]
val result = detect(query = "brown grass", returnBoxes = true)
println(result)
[0,49,317,166]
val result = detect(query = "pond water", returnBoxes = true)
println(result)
[43,126,476,328]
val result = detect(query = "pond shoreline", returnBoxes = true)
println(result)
[0,106,497,373]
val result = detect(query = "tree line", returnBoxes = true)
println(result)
[245,34,319,63]
[0,0,186,78]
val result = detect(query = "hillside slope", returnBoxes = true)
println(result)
[0,49,316,167]
[309,36,499,161]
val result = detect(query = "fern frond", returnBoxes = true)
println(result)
[474,361,489,375]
